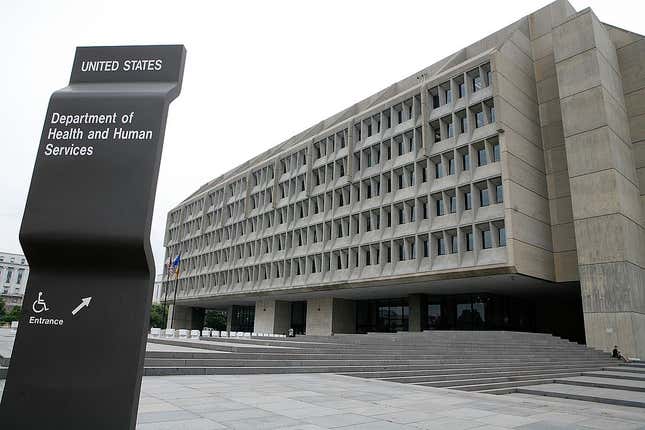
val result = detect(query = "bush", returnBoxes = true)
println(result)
[149,303,168,329]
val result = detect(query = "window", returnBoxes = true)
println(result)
[423,239,429,257]
[496,184,504,203]
[490,106,496,123]
[464,191,472,210]
[492,142,501,162]
[437,238,446,255]
[462,152,470,170]
[445,89,452,104]
[466,232,474,251]
[435,162,444,179]
[458,82,466,98]
[480,188,489,207]
[499,227,507,246]
[436,199,444,216]
[5,268,12,283]
[432,94,440,108]
[482,229,492,249]
[448,158,455,175]
[398,207,404,224]
[460,116,468,134]
[451,235,458,253]
[398,243,405,261]
[475,111,484,128]
[487,70,492,86]
[478,148,487,166]
[450,195,457,213]
[473,75,482,92]
[447,121,454,138]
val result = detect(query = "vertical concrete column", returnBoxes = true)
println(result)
[225,305,233,332]
[306,297,356,336]
[332,299,356,334]
[253,300,290,334]
[408,294,426,332]
[306,297,333,336]
[553,10,645,358]
[527,0,579,282]
[167,305,204,330]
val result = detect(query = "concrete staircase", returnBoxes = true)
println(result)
[512,362,645,407]
[144,331,621,394]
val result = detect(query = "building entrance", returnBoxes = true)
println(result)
[290,301,307,334]
[357,299,409,333]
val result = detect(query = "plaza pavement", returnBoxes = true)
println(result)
[3,372,645,429]
[2,328,645,429]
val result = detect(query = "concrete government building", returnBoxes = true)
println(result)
[162,0,645,358]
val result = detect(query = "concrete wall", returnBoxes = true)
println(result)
[332,299,356,334]
[552,9,645,358]
[306,297,356,336]
[167,305,204,330]
[253,300,290,334]
[527,0,580,282]
[408,294,426,331]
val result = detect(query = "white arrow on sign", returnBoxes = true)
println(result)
[71,297,92,316]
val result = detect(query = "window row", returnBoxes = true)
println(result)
[171,177,502,249]
[429,62,492,109]
[179,221,506,283]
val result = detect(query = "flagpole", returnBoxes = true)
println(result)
[169,253,182,329]
[161,258,171,330]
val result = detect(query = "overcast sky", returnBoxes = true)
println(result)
[0,0,641,273]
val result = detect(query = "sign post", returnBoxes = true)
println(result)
[0,45,186,429]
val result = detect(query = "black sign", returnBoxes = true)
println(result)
[0,45,186,429]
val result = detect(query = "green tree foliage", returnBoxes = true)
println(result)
[2,305,21,323]
[0,297,6,318]
[149,303,168,329]
[204,310,227,331]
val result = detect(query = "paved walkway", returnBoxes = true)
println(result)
[2,360,645,429]
[24,373,631,429]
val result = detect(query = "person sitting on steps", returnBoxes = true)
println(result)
[612,345,629,362]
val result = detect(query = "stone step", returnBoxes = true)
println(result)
[515,383,645,408]
[143,350,608,361]
[415,371,584,389]
[198,336,589,349]
[430,378,561,392]
[341,362,618,379]
[142,357,615,368]
[194,339,590,352]
[554,376,645,393]
[370,366,609,384]
[602,365,645,375]
[584,370,645,381]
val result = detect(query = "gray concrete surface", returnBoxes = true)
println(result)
[4,373,645,429]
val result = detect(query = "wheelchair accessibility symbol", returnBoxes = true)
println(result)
[32,291,50,314]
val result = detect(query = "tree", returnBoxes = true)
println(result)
[204,310,227,331]
[2,305,21,323]
[0,297,5,319]
[149,303,168,329]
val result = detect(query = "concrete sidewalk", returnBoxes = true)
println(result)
[5,372,640,429]
[2,370,645,429]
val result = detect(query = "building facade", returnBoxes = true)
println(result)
[0,252,29,310]
[163,1,645,358]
